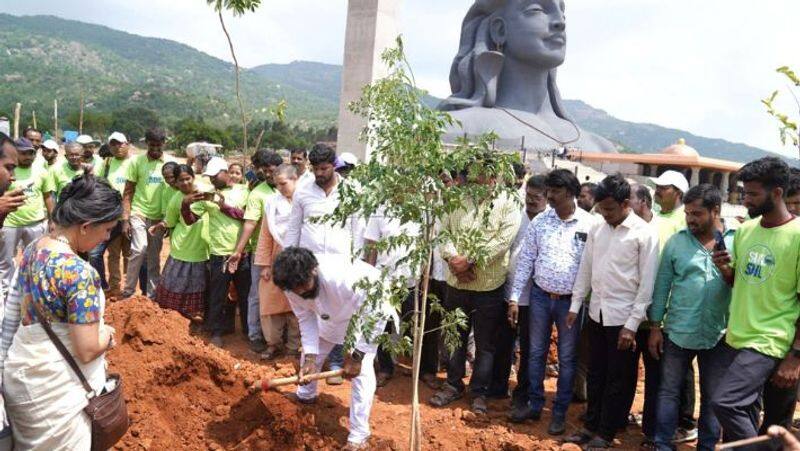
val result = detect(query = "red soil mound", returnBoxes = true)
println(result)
[105,296,335,450]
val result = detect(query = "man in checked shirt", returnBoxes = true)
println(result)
[507,169,597,436]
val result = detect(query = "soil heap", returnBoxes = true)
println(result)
[105,296,335,450]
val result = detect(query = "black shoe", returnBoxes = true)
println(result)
[210,334,224,348]
[249,339,267,353]
[585,437,612,450]
[548,417,566,436]
[509,404,541,423]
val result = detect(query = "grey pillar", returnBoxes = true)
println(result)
[690,167,700,187]
[720,171,730,199]
[336,0,402,162]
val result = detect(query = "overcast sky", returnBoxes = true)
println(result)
[5,0,800,156]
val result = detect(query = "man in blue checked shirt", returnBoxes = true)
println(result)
[507,169,597,436]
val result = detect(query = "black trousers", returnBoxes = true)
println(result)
[584,317,639,442]
[376,282,443,376]
[206,254,251,336]
[759,375,800,433]
[631,328,696,438]
[493,304,530,404]
[444,284,506,396]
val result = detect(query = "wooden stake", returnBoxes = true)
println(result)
[13,103,20,139]
[78,91,84,135]
[53,100,58,141]
[716,434,773,450]
[32,110,37,130]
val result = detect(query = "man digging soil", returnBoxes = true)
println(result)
[272,246,396,450]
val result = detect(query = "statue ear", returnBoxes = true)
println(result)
[489,17,506,50]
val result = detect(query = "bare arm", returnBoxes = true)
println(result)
[68,322,113,364]
[44,192,55,218]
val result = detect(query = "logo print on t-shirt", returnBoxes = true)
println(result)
[740,244,776,284]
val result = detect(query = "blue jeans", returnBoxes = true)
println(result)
[328,344,344,370]
[527,285,581,419]
[655,338,724,451]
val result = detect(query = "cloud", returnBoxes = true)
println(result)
[7,0,800,156]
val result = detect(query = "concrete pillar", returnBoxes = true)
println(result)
[689,167,700,187]
[336,0,402,162]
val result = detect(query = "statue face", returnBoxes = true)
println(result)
[499,0,567,68]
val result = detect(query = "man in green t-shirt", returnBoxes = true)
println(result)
[227,149,281,353]
[712,157,800,445]
[88,132,133,293]
[121,128,170,298]
[186,157,250,348]
[654,170,689,249]
[0,137,54,286]
[49,142,88,198]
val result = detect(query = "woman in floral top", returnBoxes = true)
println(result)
[3,175,122,450]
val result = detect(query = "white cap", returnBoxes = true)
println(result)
[108,131,128,144]
[42,139,59,151]
[75,134,100,146]
[339,152,358,165]
[203,157,229,177]
[654,170,689,194]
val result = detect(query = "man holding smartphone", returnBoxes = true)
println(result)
[648,184,732,450]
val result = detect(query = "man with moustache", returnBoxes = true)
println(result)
[508,169,596,436]
[291,148,314,186]
[272,246,394,451]
[648,184,732,450]
[712,157,800,445]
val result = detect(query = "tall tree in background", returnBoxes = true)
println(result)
[206,0,262,153]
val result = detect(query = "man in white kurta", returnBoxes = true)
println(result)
[273,247,393,449]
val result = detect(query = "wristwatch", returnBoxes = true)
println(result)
[351,349,365,363]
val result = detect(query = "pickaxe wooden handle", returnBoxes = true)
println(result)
[253,369,345,391]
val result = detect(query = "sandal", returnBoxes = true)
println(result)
[639,439,656,451]
[429,383,463,407]
[260,346,283,361]
[421,373,441,390]
[471,396,488,415]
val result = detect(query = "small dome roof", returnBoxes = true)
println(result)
[660,138,699,157]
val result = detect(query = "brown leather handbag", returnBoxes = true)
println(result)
[31,300,129,451]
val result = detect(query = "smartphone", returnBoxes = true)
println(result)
[714,230,726,252]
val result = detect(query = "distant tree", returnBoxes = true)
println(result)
[205,0,263,154]
[110,107,161,143]
[173,116,235,153]
[65,110,112,137]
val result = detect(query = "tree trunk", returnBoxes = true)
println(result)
[217,11,248,162]
[409,218,434,451]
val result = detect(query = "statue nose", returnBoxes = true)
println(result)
[552,20,566,32]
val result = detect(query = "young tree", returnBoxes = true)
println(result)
[205,0,262,154]
[762,66,800,158]
[323,37,519,450]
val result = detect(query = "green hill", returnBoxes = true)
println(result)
[1,13,793,164]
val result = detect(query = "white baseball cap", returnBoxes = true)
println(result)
[339,152,358,165]
[203,157,229,177]
[42,139,59,151]
[75,134,100,146]
[654,170,689,194]
[108,131,128,144]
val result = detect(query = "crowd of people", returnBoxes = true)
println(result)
[0,125,798,450]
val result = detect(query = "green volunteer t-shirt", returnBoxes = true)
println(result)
[98,156,132,194]
[5,165,54,227]
[727,218,800,358]
[165,192,209,263]
[49,161,83,198]
[126,154,169,220]
[160,185,179,218]
[656,205,686,251]
[243,182,274,248]
[190,184,249,257]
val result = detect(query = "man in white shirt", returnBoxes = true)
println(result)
[283,143,365,384]
[290,147,315,187]
[565,174,660,449]
[273,247,393,451]
[363,207,423,387]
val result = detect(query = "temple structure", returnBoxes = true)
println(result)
[567,139,743,198]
